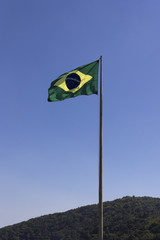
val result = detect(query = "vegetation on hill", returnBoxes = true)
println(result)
[1,196,160,240]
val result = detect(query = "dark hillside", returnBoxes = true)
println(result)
[1,196,160,240]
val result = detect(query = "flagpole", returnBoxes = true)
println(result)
[99,56,103,240]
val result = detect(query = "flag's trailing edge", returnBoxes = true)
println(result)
[48,60,99,102]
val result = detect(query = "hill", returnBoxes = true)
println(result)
[0,196,160,240]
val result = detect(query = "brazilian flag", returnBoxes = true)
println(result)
[48,60,99,102]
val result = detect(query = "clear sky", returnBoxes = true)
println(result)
[0,0,160,228]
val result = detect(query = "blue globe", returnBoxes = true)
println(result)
[65,73,81,90]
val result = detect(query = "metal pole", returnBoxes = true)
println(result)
[99,56,103,240]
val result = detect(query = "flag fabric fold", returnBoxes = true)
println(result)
[48,60,99,102]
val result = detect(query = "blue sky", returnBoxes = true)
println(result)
[0,0,160,228]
